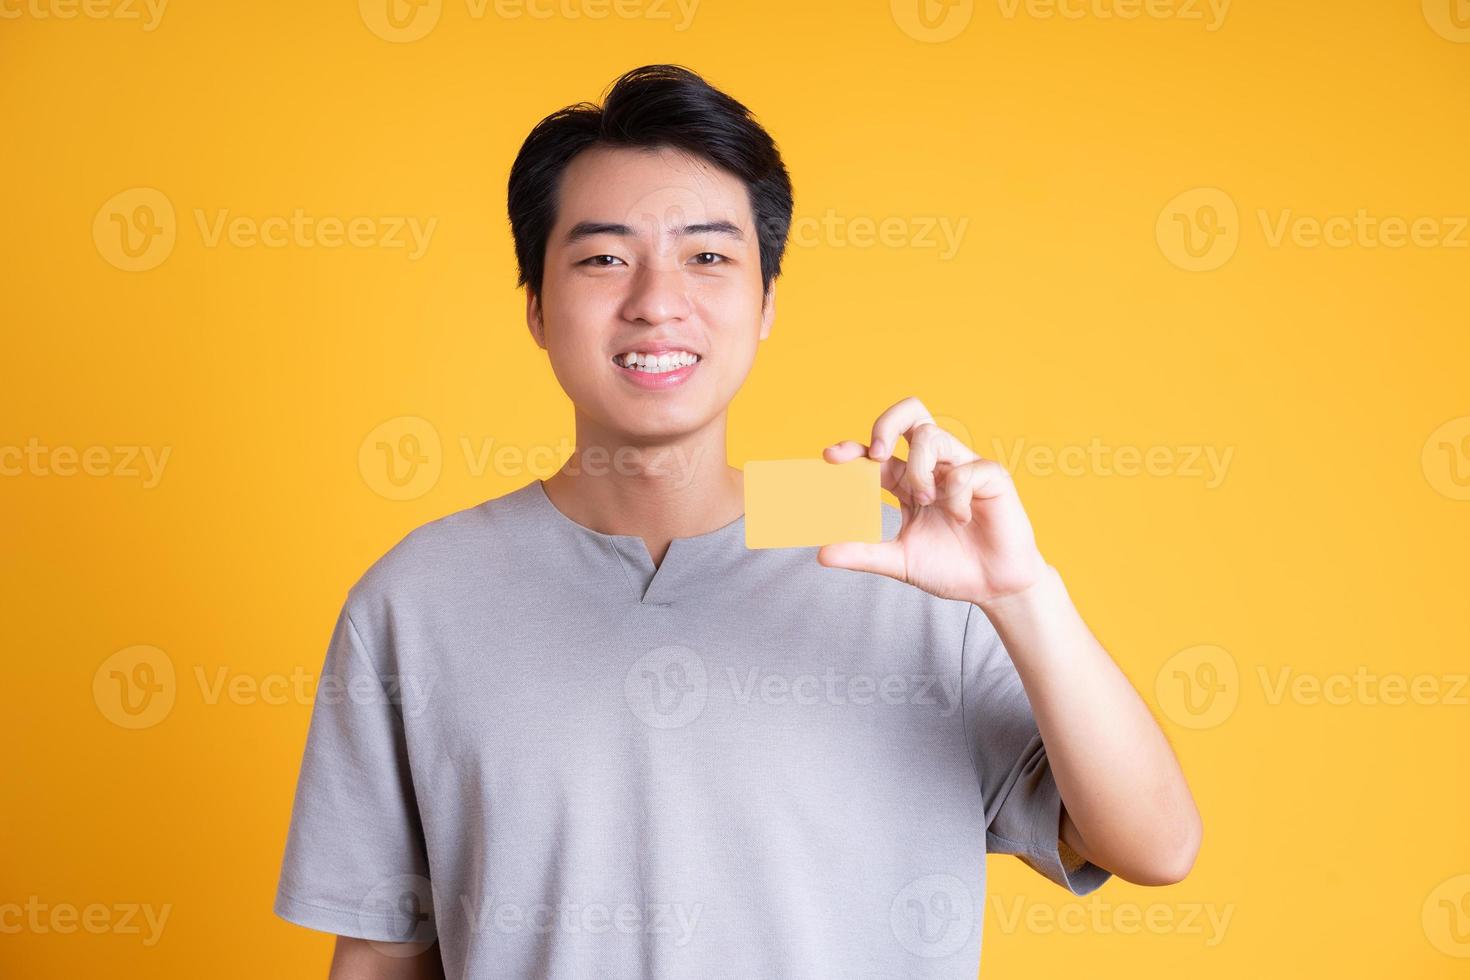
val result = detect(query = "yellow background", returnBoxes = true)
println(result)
[3,0,1469,976]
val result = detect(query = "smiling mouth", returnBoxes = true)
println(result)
[611,350,703,375]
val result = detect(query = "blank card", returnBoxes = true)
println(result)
[743,457,883,549]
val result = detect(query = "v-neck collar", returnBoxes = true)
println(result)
[525,478,747,606]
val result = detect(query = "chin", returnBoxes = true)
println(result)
[607,411,706,443]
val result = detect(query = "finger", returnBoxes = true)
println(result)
[823,440,911,503]
[919,420,980,466]
[906,423,983,506]
[822,440,869,462]
[938,458,1014,524]
[936,459,978,524]
[816,538,907,581]
[866,396,936,461]
[867,397,979,469]
[904,425,940,505]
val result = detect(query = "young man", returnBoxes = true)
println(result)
[274,64,1201,979]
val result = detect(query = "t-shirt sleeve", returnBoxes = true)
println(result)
[960,601,1112,896]
[272,598,437,943]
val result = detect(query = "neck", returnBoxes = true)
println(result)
[540,410,744,563]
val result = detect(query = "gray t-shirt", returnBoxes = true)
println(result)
[274,478,1111,977]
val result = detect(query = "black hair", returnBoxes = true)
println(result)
[507,64,794,300]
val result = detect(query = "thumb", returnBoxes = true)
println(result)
[816,539,907,581]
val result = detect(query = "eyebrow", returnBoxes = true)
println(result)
[563,220,745,244]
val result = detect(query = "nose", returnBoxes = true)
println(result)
[619,261,693,326]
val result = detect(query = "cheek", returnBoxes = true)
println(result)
[688,275,763,327]
[693,291,764,386]
[549,338,609,389]
[542,278,611,348]
[545,269,610,319]
[539,307,606,391]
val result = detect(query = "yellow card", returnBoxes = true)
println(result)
[743,457,883,549]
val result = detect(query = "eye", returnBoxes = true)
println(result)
[690,252,727,266]
[579,254,625,267]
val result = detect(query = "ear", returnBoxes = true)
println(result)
[759,281,776,341]
[525,289,546,349]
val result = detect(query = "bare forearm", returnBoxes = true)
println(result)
[328,937,446,980]
[977,564,1202,886]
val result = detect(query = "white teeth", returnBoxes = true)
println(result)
[616,351,700,373]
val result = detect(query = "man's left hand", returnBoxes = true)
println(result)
[817,396,1051,607]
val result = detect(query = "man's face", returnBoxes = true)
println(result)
[529,144,774,447]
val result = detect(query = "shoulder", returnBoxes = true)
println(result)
[344,482,538,618]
